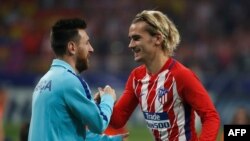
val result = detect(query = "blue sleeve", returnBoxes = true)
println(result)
[63,77,114,134]
[86,130,122,141]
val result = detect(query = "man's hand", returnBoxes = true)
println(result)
[97,85,116,101]
[120,132,129,141]
[94,92,101,104]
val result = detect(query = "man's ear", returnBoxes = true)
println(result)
[154,33,164,46]
[67,41,76,55]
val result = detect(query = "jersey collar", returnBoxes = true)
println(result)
[51,59,76,74]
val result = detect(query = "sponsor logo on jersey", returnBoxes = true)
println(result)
[143,112,170,129]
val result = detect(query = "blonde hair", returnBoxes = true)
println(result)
[132,10,180,56]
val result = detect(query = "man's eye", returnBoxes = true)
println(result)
[133,36,140,41]
[86,41,90,45]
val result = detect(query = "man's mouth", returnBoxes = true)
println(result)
[132,47,141,53]
[87,53,91,58]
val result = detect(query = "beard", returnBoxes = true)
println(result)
[76,57,88,73]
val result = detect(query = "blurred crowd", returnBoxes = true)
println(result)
[0,0,250,128]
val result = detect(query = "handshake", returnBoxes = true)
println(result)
[92,85,129,141]
[94,85,116,104]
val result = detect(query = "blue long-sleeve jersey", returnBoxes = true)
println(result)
[28,59,115,141]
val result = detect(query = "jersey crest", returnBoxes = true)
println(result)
[157,87,169,104]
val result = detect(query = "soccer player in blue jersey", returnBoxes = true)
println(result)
[28,18,126,141]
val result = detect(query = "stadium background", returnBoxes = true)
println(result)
[0,0,250,141]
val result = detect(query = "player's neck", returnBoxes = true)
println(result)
[58,56,79,74]
[146,54,169,75]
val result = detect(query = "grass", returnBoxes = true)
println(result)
[4,122,20,141]
[4,123,152,141]
[4,123,223,141]
[127,124,224,141]
[127,125,153,141]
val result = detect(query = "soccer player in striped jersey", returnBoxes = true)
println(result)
[109,10,220,141]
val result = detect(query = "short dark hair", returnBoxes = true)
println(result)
[50,18,87,56]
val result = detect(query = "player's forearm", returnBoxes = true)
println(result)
[199,111,220,141]
[99,94,115,130]
[110,94,138,128]
[109,105,129,128]
[88,94,115,133]
[110,105,135,128]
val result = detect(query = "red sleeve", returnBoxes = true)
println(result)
[109,71,139,129]
[176,69,220,141]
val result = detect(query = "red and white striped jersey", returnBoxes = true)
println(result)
[110,58,220,141]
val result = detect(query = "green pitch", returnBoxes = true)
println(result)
[4,123,223,141]
[127,125,153,141]
[4,123,153,141]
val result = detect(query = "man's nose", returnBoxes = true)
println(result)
[128,40,135,48]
